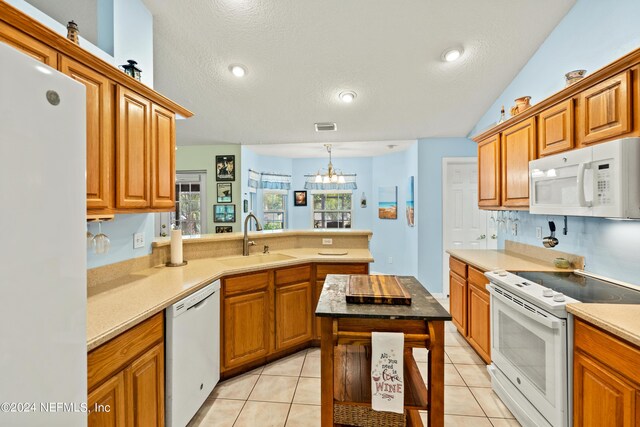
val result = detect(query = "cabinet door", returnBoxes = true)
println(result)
[150,104,176,209]
[501,118,536,207]
[578,70,632,145]
[116,86,151,209]
[223,290,271,369]
[478,134,501,208]
[538,99,574,156]
[88,372,126,427]
[467,278,490,364]
[124,343,164,427]
[449,272,467,336]
[574,352,636,427]
[60,56,114,211]
[276,281,313,349]
[0,21,58,67]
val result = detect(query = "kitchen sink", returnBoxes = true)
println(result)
[218,253,295,267]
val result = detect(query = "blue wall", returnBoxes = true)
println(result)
[87,214,154,269]
[471,0,640,136]
[417,138,477,293]
[472,0,640,285]
[291,157,373,231]
[370,145,419,277]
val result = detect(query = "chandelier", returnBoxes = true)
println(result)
[314,144,346,184]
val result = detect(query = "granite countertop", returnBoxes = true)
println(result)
[316,275,451,321]
[447,249,575,272]
[87,248,373,351]
[567,303,640,348]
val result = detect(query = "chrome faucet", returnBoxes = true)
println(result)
[243,212,263,256]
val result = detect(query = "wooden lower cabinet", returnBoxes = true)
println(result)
[573,318,640,427]
[223,289,271,369]
[88,313,164,427]
[88,372,126,427]
[466,270,491,363]
[276,281,313,349]
[449,272,467,335]
[125,343,164,427]
[448,257,491,364]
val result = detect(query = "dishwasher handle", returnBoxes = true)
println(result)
[187,294,212,311]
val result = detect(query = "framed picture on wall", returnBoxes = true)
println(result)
[215,226,233,233]
[215,155,235,181]
[217,183,232,203]
[294,190,307,206]
[214,204,236,223]
[378,186,398,219]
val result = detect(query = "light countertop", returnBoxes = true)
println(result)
[87,248,373,351]
[567,304,640,348]
[446,249,574,272]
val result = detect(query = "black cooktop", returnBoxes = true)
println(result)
[516,271,640,304]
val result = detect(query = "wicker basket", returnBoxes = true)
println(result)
[333,403,406,427]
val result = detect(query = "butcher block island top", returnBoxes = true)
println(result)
[317,275,451,427]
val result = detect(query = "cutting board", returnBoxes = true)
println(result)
[346,275,412,305]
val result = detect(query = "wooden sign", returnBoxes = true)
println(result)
[346,275,412,305]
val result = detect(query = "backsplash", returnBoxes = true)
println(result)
[498,212,640,285]
[87,214,154,269]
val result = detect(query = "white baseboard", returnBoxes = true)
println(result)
[430,293,446,299]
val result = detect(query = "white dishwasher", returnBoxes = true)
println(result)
[166,280,220,427]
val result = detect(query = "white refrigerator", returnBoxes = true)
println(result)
[0,42,87,425]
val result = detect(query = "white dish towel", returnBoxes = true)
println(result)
[371,332,404,414]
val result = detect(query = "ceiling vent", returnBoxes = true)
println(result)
[315,122,337,132]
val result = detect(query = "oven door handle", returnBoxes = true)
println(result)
[488,285,563,330]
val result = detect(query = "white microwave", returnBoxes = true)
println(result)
[529,138,640,218]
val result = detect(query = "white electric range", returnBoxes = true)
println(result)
[484,269,640,427]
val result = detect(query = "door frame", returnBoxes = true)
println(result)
[441,157,477,296]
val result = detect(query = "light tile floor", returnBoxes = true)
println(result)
[188,299,521,427]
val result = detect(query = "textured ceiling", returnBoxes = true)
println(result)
[143,0,575,145]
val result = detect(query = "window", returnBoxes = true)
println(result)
[312,191,352,229]
[156,172,207,237]
[263,190,287,230]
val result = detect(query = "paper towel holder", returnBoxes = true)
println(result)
[166,260,188,267]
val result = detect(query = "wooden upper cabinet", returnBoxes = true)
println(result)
[538,99,574,156]
[116,86,151,209]
[501,118,536,207]
[60,56,114,211]
[477,134,501,207]
[0,21,57,67]
[578,70,633,145]
[150,104,176,209]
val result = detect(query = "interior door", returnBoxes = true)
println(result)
[443,159,489,295]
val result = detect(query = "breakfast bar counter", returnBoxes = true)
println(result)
[316,275,451,426]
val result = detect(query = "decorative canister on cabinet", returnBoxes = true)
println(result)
[66,20,79,45]
[119,59,142,81]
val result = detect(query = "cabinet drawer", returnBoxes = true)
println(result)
[574,319,640,384]
[224,271,270,296]
[468,266,488,292]
[449,257,467,279]
[88,313,163,391]
[316,263,368,280]
[275,264,311,286]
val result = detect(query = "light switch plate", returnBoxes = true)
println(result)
[536,227,542,239]
[133,233,145,249]
[322,238,333,245]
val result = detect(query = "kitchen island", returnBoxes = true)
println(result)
[316,275,451,427]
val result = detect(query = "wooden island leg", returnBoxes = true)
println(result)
[428,321,445,427]
[320,317,335,427]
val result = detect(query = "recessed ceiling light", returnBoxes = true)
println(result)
[339,91,357,103]
[442,47,463,62]
[229,64,247,77]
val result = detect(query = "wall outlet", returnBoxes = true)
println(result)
[536,227,542,239]
[133,233,145,249]
[388,257,393,264]
[322,238,333,245]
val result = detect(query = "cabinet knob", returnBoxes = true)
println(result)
[477,234,486,240]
